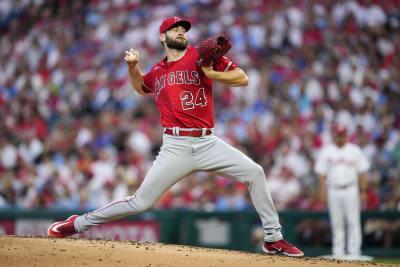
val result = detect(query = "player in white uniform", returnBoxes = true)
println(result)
[315,124,369,258]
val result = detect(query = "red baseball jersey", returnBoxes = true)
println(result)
[142,45,237,128]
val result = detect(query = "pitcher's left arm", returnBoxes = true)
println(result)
[201,66,248,87]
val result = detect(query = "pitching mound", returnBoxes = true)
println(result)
[0,236,391,267]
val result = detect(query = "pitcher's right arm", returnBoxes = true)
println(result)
[125,49,147,95]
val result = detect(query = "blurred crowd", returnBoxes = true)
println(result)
[0,0,399,213]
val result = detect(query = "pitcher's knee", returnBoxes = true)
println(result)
[247,163,266,183]
[127,194,154,213]
[254,163,266,178]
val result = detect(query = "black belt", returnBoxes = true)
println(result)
[332,182,355,190]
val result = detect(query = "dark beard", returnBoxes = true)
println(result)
[165,35,187,50]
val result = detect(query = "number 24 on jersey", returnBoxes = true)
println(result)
[180,88,207,110]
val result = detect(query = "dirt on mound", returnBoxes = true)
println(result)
[0,236,393,267]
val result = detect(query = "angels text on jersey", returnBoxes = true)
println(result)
[154,70,205,110]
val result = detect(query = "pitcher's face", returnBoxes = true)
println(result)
[162,25,188,50]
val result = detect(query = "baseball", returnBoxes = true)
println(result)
[125,51,137,62]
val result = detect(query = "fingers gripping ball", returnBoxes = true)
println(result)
[125,49,137,62]
[125,52,136,62]
[197,34,232,67]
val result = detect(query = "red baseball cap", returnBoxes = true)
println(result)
[333,123,347,135]
[159,17,191,34]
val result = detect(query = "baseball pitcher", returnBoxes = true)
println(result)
[315,124,370,257]
[47,17,303,257]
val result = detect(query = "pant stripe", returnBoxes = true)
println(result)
[86,187,141,216]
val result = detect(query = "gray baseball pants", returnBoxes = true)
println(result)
[74,133,283,242]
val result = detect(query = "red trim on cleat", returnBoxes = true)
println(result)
[263,239,304,257]
[47,215,79,238]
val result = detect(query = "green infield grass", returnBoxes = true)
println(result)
[373,258,400,264]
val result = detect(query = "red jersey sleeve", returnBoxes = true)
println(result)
[213,56,237,72]
[141,72,154,93]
